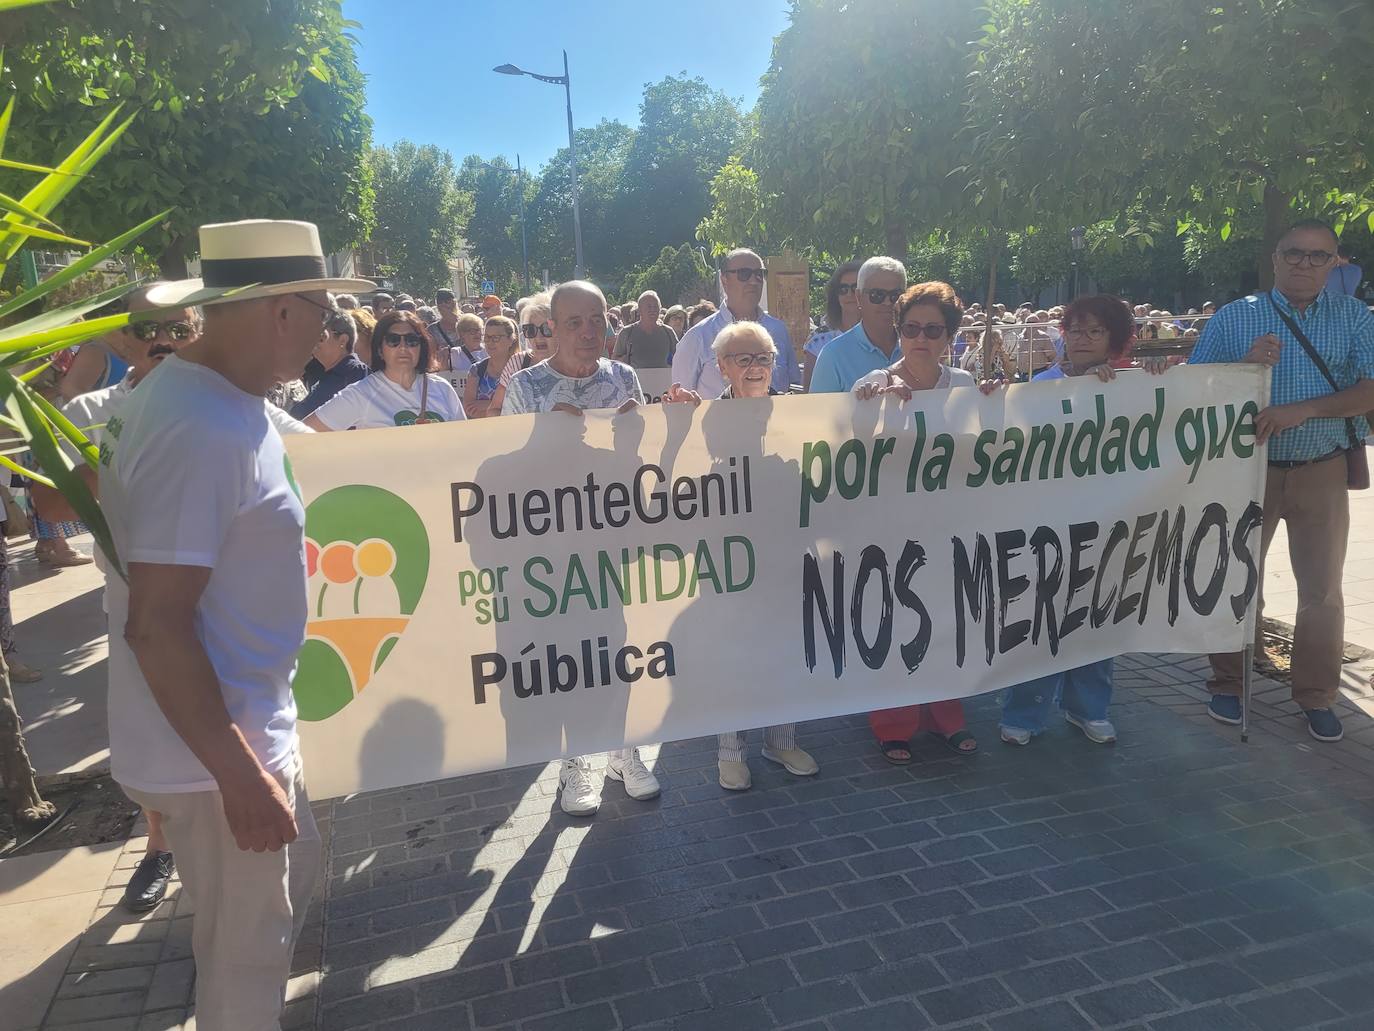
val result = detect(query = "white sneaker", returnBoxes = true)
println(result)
[559,757,600,816]
[1000,725,1032,746]
[605,748,661,800]
[1065,713,1117,744]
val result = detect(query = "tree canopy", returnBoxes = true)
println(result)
[368,141,473,297]
[1,0,374,274]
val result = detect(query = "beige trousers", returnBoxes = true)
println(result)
[124,753,321,1031]
[1208,455,1350,710]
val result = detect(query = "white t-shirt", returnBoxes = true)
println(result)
[502,357,643,415]
[311,371,466,429]
[100,356,308,793]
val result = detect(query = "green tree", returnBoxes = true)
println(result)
[457,155,533,295]
[969,0,1374,289]
[367,141,473,297]
[2,0,373,275]
[750,0,985,258]
[610,76,744,270]
[697,154,776,258]
[622,244,713,307]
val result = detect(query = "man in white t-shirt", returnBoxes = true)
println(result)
[503,281,663,817]
[100,219,373,1031]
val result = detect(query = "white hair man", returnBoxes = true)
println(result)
[808,256,906,393]
[613,289,677,370]
[100,219,371,1031]
[502,280,664,815]
[670,247,801,395]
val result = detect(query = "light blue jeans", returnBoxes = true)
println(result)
[1001,658,1115,735]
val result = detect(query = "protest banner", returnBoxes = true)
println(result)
[286,366,1268,799]
[637,367,672,402]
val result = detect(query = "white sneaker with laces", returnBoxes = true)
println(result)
[559,757,600,816]
[605,748,661,800]
[1065,712,1117,744]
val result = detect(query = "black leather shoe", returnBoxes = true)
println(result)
[120,850,174,913]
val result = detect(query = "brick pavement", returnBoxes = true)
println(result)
[28,649,1374,1031]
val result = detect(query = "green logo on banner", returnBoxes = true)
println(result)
[294,485,429,721]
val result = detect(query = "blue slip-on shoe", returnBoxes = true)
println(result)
[1207,695,1242,725]
[1303,708,1344,743]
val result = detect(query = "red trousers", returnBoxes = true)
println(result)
[869,700,966,742]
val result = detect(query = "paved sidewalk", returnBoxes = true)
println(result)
[5,504,1374,1030]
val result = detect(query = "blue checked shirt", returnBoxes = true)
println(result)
[1189,288,1374,462]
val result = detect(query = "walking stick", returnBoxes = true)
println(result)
[1241,643,1253,744]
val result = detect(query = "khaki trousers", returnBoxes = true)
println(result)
[1208,455,1349,710]
[124,753,321,1031]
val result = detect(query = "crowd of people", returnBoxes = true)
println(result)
[13,214,1370,1030]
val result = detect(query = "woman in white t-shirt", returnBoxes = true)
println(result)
[306,311,466,430]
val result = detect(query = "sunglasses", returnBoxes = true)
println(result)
[898,322,948,340]
[866,288,903,305]
[522,323,554,338]
[724,352,776,368]
[125,320,196,343]
[724,267,767,283]
[1278,247,1335,268]
[383,333,423,348]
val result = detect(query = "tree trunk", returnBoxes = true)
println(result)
[0,650,55,825]
[1258,184,1290,291]
[884,217,906,261]
[158,234,189,279]
[985,230,1002,309]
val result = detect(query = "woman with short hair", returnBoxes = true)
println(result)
[852,282,981,763]
[305,311,466,430]
[291,311,369,419]
[464,316,519,418]
[688,300,716,327]
[491,291,556,415]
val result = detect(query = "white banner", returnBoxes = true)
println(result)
[286,367,1268,799]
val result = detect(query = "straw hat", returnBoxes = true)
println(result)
[145,219,375,308]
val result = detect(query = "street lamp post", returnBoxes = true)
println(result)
[477,155,531,295]
[494,51,585,280]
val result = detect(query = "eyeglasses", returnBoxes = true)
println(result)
[724,267,767,283]
[484,332,512,343]
[383,333,423,348]
[1278,247,1335,268]
[1064,325,1109,341]
[522,323,553,338]
[125,320,197,343]
[898,322,949,340]
[724,352,776,368]
[866,288,903,305]
[294,293,337,326]
[837,282,858,295]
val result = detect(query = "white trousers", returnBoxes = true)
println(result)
[124,753,321,1031]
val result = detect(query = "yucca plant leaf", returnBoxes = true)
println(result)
[0,188,62,229]
[0,450,48,486]
[0,323,122,367]
[0,311,128,350]
[0,0,59,11]
[16,360,49,383]
[29,388,99,467]
[0,96,12,159]
[0,157,64,175]
[0,221,88,247]
[0,210,164,319]
[0,276,141,340]
[0,368,118,575]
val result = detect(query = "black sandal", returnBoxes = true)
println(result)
[879,740,913,765]
[942,730,979,756]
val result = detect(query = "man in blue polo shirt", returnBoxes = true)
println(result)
[809,256,906,393]
[1189,218,1374,743]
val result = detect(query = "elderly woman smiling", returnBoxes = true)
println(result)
[692,321,819,790]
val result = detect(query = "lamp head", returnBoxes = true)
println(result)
[493,63,524,75]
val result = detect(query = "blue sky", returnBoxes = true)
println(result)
[343,0,792,173]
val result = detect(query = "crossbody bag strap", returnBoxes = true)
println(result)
[1267,292,1359,449]
[417,373,430,425]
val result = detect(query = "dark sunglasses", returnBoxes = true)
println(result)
[866,288,903,305]
[125,320,196,343]
[724,267,767,283]
[522,323,554,338]
[899,322,949,340]
[1279,247,1335,268]
[383,333,423,348]
[836,282,858,295]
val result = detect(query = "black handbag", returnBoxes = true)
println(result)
[1267,292,1369,490]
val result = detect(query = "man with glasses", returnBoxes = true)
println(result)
[1190,218,1374,743]
[671,247,800,396]
[808,256,907,394]
[101,219,373,1030]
